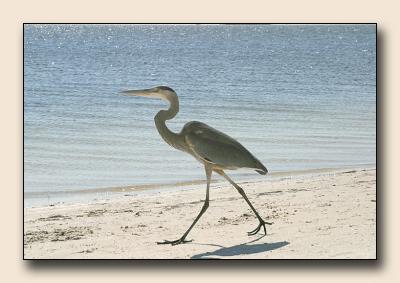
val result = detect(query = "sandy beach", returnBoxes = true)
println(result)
[23,167,376,259]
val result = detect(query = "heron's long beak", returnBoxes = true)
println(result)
[120,88,155,97]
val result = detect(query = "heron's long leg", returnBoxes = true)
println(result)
[157,165,212,245]
[216,170,272,236]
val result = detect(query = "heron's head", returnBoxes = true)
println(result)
[121,86,176,102]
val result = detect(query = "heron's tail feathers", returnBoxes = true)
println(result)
[254,160,268,175]
[256,169,267,175]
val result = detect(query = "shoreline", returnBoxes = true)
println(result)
[24,166,376,259]
[24,164,375,208]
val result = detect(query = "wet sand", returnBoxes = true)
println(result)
[24,167,376,259]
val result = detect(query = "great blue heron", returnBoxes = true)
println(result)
[122,86,271,245]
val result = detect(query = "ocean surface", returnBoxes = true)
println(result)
[24,24,376,206]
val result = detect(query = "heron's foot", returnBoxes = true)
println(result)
[156,237,193,246]
[247,219,273,236]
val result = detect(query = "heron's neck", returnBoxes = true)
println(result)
[154,94,185,151]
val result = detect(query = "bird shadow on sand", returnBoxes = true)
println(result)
[191,235,289,259]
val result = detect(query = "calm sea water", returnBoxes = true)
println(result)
[24,24,376,204]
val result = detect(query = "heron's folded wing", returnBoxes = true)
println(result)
[184,122,261,169]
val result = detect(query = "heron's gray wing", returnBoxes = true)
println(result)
[182,122,267,174]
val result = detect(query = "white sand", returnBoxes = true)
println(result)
[23,167,376,259]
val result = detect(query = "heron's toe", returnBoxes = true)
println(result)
[156,238,192,245]
[172,238,192,246]
[247,220,273,236]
